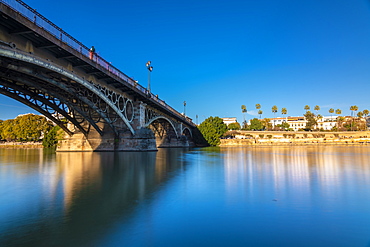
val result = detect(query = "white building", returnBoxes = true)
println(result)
[255,116,339,131]
[222,117,237,126]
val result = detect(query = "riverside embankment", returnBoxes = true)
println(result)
[0,142,43,148]
[220,131,370,146]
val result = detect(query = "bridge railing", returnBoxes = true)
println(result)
[0,0,194,125]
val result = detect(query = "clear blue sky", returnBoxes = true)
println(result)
[1,0,370,123]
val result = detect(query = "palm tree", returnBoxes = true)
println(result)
[304,105,310,113]
[329,108,334,120]
[350,105,358,130]
[258,110,263,119]
[316,114,323,130]
[350,105,358,117]
[335,109,342,116]
[335,109,342,130]
[363,109,369,118]
[314,105,320,115]
[241,105,247,125]
[272,105,278,127]
[281,107,287,116]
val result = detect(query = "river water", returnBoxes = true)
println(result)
[1,146,370,247]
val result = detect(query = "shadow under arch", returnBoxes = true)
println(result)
[145,116,179,147]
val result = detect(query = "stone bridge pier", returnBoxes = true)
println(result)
[57,102,194,152]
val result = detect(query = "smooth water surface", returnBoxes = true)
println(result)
[1,146,370,246]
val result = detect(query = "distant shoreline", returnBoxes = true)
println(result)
[220,130,370,146]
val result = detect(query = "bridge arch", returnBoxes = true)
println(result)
[0,46,135,136]
[145,116,179,139]
[182,127,192,139]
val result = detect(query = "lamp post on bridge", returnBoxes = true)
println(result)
[183,101,186,116]
[146,61,153,93]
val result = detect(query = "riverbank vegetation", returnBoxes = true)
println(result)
[198,116,228,146]
[0,114,64,148]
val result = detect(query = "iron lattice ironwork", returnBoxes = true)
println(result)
[0,59,135,136]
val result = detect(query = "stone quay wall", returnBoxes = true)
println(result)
[220,131,370,146]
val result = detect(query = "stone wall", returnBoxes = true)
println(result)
[220,131,370,146]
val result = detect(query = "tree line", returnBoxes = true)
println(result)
[241,104,369,122]
[0,114,64,147]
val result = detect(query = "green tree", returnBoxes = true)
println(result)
[349,106,358,130]
[271,105,278,127]
[316,114,323,130]
[42,125,64,148]
[228,122,241,130]
[255,104,261,111]
[329,108,334,120]
[350,105,358,117]
[281,107,287,117]
[277,122,290,130]
[314,105,320,115]
[2,119,16,141]
[304,111,317,131]
[363,109,369,118]
[198,116,228,146]
[304,105,310,113]
[249,118,264,130]
[13,114,53,141]
[261,118,272,130]
[241,105,247,124]
[335,109,342,116]
[0,120,3,139]
[258,110,263,119]
[336,116,345,131]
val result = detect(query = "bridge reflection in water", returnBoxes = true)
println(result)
[2,146,370,246]
[0,148,189,246]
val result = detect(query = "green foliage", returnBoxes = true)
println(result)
[304,111,317,131]
[314,105,320,112]
[198,116,228,146]
[228,122,241,130]
[0,114,59,143]
[271,105,278,114]
[261,118,272,130]
[258,110,263,119]
[1,119,16,141]
[42,125,64,148]
[277,122,290,130]
[249,118,264,130]
[281,107,287,116]
[13,114,53,141]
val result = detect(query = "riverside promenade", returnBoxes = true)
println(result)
[220,131,370,146]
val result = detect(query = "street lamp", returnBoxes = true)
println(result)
[183,101,186,116]
[146,61,153,93]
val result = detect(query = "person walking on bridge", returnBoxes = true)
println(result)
[89,46,95,60]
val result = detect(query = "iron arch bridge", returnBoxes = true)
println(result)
[0,0,197,151]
